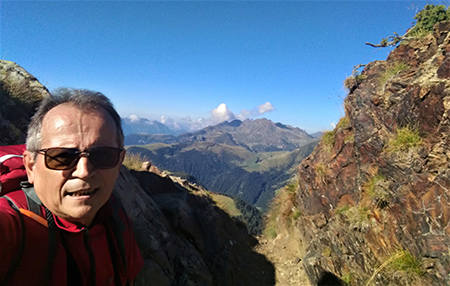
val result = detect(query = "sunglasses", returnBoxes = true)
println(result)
[37,147,124,170]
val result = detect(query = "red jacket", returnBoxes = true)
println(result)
[0,190,144,286]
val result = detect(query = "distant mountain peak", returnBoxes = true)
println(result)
[177,117,318,153]
[122,117,180,136]
[275,122,292,130]
[227,119,242,127]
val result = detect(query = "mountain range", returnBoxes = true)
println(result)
[122,116,185,136]
[125,118,318,152]
[125,118,320,209]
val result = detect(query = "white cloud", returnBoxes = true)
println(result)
[258,102,274,114]
[128,114,140,122]
[159,102,276,132]
[236,109,251,120]
[235,101,273,119]
[160,115,169,125]
[159,115,208,132]
[210,103,236,123]
[330,122,336,129]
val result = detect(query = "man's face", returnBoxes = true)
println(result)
[24,103,124,226]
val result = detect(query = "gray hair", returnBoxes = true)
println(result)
[26,88,124,152]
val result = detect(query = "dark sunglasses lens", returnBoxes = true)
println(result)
[45,148,79,170]
[89,147,121,169]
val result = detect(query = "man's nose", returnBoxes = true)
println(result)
[72,154,95,178]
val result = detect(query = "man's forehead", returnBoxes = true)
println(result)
[41,103,116,137]
[43,103,109,124]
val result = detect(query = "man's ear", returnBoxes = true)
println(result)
[23,151,36,184]
[119,149,126,165]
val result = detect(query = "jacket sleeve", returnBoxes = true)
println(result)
[0,198,22,282]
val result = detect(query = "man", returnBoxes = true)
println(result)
[0,88,144,285]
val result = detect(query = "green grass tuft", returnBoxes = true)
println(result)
[292,209,301,221]
[344,133,355,143]
[322,130,335,153]
[379,62,409,86]
[366,248,424,286]
[285,181,298,193]
[322,247,332,257]
[336,116,351,129]
[385,125,422,154]
[265,227,277,239]
[341,272,352,286]
[364,175,385,196]
[407,26,430,39]
[342,205,373,231]
[389,249,424,277]
[334,205,350,216]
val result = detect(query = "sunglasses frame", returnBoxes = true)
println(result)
[37,146,124,170]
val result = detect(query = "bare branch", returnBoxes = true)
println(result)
[352,64,366,75]
[366,32,413,48]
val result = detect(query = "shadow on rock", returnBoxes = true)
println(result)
[115,168,275,286]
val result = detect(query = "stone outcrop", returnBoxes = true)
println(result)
[0,60,50,145]
[295,21,450,285]
[114,167,275,285]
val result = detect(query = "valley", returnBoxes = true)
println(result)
[124,120,319,210]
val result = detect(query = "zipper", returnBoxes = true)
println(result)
[83,229,96,286]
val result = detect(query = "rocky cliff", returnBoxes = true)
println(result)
[0,60,49,145]
[0,60,275,285]
[294,21,450,285]
[115,166,275,285]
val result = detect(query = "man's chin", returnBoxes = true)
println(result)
[61,206,97,226]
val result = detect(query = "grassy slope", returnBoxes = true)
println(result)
[133,141,307,173]
[210,193,242,217]
[126,142,170,153]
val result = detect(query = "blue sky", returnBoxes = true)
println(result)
[1,1,433,133]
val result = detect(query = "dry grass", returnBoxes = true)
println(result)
[1,74,36,104]
[210,193,242,217]
[341,205,373,231]
[344,74,366,90]
[264,180,299,238]
[122,152,149,171]
[364,174,393,209]
[315,163,328,185]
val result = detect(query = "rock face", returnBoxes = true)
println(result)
[0,60,49,145]
[114,167,275,285]
[295,22,450,285]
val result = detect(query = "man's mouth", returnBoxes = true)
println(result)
[66,188,98,197]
